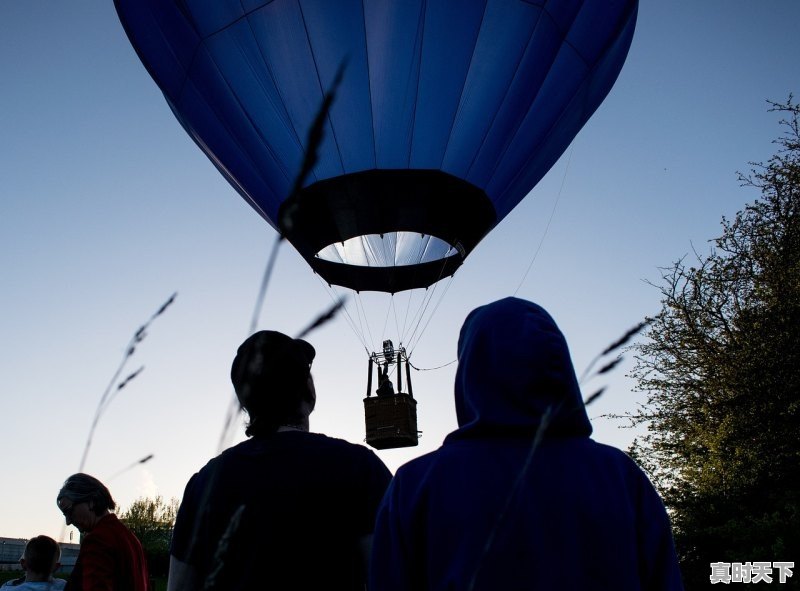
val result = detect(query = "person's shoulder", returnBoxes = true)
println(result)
[190,438,252,477]
[305,432,392,473]
[307,431,383,457]
[88,513,135,543]
[588,439,641,466]
[584,439,659,486]
[393,448,441,481]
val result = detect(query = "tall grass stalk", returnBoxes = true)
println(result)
[107,454,155,482]
[467,405,556,591]
[188,69,347,584]
[579,319,650,407]
[78,293,176,472]
[215,60,347,454]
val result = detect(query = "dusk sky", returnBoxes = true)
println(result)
[2,1,798,543]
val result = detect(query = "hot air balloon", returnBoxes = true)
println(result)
[114,0,637,448]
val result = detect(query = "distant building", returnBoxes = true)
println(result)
[0,536,80,574]
[0,538,24,572]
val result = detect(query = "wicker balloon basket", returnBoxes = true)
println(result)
[364,393,419,450]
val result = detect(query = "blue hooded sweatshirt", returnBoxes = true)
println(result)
[370,297,683,590]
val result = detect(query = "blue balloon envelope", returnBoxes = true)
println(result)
[115,0,637,293]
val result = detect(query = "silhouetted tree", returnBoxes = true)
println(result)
[628,98,800,589]
[120,495,179,578]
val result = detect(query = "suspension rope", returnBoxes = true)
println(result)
[407,358,457,371]
[316,278,370,354]
[401,288,414,341]
[354,292,376,351]
[404,283,439,351]
[380,295,393,343]
[513,145,573,296]
[408,275,455,356]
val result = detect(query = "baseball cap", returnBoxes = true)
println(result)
[231,330,316,411]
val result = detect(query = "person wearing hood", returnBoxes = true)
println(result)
[369,297,683,590]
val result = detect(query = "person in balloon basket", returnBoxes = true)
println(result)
[1,535,67,590]
[56,474,149,591]
[167,330,392,591]
[369,297,684,590]
[376,364,395,397]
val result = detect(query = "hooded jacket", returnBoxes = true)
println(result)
[370,297,683,590]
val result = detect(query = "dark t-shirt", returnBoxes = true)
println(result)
[171,430,391,590]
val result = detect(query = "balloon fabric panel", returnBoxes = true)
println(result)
[114,0,637,292]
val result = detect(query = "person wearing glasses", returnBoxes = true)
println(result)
[56,473,149,591]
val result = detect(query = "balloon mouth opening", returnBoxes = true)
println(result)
[281,169,494,291]
[315,232,459,268]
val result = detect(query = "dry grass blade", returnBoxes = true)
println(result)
[280,60,346,234]
[467,404,556,591]
[292,60,346,196]
[579,319,651,384]
[78,293,177,472]
[596,356,623,376]
[102,365,145,415]
[601,319,650,356]
[215,234,286,453]
[217,65,346,452]
[107,454,154,481]
[154,292,177,317]
[583,387,606,407]
[248,234,284,335]
[203,67,348,585]
[204,504,246,591]
[295,298,346,340]
[116,366,145,391]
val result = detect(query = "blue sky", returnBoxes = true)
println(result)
[1,1,798,543]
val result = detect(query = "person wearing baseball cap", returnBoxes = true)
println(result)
[230,330,318,436]
[168,330,392,591]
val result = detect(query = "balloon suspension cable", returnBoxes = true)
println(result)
[400,289,414,341]
[513,145,573,297]
[407,358,457,372]
[355,291,376,350]
[391,296,402,343]
[407,274,456,357]
[402,286,436,353]
[406,250,456,351]
[380,295,393,344]
[317,277,371,356]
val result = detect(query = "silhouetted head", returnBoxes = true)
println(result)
[21,535,61,579]
[57,473,115,532]
[449,297,591,440]
[231,330,316,436]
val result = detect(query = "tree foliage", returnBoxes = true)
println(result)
[629,98,800,588]
[120,495,179,577]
